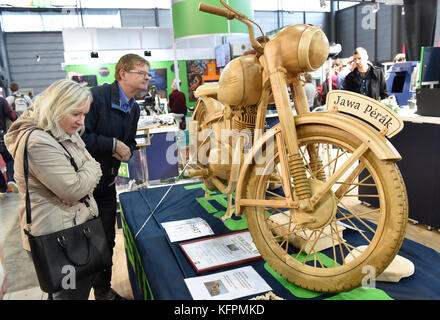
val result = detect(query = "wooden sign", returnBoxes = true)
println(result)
[326,90,404,138]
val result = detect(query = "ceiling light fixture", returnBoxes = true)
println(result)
[372,1,380,13]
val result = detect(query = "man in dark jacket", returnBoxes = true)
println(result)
[343,47,388,100]
[82,53,150,300]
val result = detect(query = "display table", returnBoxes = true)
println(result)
[389,112,440,230]
[119,182,440,300]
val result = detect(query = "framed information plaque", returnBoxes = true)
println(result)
[179,230,262,274]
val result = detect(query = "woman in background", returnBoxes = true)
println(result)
[303,73,317,110]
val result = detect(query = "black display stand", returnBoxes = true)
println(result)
[416,88,440,117]
[361,119,440,230]
[390,120,440,230]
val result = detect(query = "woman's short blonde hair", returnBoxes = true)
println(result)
[31,79,92,137]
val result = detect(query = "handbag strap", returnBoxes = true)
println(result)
[48,132,78,171]
[23,129,39,226]
[24,129,88,226]
[50,135,90,207]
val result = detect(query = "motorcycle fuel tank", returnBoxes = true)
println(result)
[217,54,262,106]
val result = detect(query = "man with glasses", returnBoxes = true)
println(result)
[82,53,150,300]
[343,47,388,100]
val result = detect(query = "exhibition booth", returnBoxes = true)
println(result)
[2,0,440,303]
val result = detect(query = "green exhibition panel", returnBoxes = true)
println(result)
[65,60,190,102]
[171,0,252,39]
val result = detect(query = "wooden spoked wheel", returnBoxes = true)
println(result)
[191,100,217,191]
[192,100,210,164]
[244,123,408,292]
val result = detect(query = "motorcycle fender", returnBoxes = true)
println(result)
[295,112,402,160]
[234,112,401,216]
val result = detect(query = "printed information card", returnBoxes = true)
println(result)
[179,230,261,273]
[184,266,272,300]
[161,217,214,243]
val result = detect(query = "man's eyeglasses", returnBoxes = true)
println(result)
[127,70,152,78]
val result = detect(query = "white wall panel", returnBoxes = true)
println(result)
[62,27,173,52]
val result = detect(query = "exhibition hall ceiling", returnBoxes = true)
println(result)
[0,0,402,12]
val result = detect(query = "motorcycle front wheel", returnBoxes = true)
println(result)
[244,123,408,292]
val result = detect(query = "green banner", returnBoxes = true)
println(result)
[31,0,52,7]
[171,0,253,39]
[65,63,116,87]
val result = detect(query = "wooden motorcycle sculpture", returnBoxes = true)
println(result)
[186,0,408,292]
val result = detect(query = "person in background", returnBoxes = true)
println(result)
[337,56,356,90]
[393,53,406,63]
[4,79,102,300]
[82,53,150,300]
[168,80,187,130]
[303,73,316,110]
[6,82,32,117]
[343,47,388,100]
[0,97,18,197]
[142,86,158,115]
[318,59,343,105]
[329,59,343,90]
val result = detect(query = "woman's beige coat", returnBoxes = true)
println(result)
[4,110,102,251]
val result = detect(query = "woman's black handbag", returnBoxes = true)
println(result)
[23,129,111,293]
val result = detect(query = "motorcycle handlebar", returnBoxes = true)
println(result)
[198,2,236,20]
[198,1,264,55]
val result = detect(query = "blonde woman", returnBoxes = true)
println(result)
[4,79,102,300]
